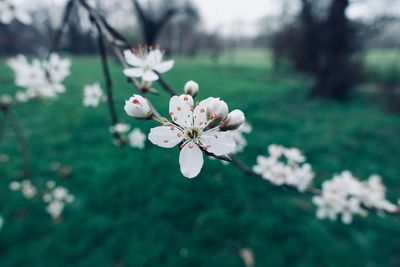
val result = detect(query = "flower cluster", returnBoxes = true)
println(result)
[43,181,75,220]
[313,171,397,224]
[253,145,314,192]
[83,83,103,107]
[8,54,71,101]
[123,46,174,82]
[9,180,37,199]
[0,0,31,25]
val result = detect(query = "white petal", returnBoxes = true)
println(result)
[153,60,174,73]
[148,49,163,64]
[124,50,143,67]
[193,97,214,128]
[169,95,193,129]
[200,132,236,156]
[123,68,144,78]
[16,11,31,24]
[179,142,204,178]
[142,70,159,81]
[148,126,183,148]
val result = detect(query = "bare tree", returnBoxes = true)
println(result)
[132,0,198,46]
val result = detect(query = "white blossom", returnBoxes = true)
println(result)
[148,94,238,178]
[313,171,397,224]
[124,94,153,119]
[123,47,174,82]
[43,182,75,220]
[83,83,103,107]
[9,180,37,199]
[253,145,314,192]
[0,0,32,25]
[7,54,71,100]
[109,123,130,134]
[128,128,146,149]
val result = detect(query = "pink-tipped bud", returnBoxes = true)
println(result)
[221,109,245,131]
[184,80,199,97]
[124,94,152,119]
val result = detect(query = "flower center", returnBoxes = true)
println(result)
[186,127,199,140]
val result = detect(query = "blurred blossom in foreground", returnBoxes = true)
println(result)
[7,54,71,101]
[0,0,32,25]
[253,145,314,192]
[129,128,146,149]
[43,180,75,220]
[313,171,397,224]
[83,83,103,107]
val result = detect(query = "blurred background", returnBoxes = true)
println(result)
[1,0,400,266]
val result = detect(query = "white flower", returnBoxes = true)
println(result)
[110,123,130,134]
[313,171,396,224]
[9,181,21,191]
[43,182,75,219]
[221,109,245,131]
[123,47,174,82]
[46,201,64,220]
[0,0,32,25]
[184,80,199,97]
[129,128,146,149]
[253,145,314,192]
[7,54,71,100]
[124,94,153,119]
[83,83,103,107]
[148,94,237,178]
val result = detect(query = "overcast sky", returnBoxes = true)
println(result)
[20,0,400,36]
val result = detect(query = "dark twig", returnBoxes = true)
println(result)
[4,107,32,180]
[91,15,126,145]
[48,0,75,57]
[157,75,178,96]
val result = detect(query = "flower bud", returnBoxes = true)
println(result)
[184,80,199,97]
[206,98,228,121]
[124,94,152,119]
[221,109,245,131]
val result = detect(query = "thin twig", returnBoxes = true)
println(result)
[157,75,178,96]
[91,15,125,145]
[48,0,76,57]
[5,107,32,180]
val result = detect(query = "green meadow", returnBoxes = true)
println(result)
[0,49,400,266]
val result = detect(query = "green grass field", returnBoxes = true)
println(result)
[1,50,400,267]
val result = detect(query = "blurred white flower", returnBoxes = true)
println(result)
[123,47,174,82]
[7,53,71,100]
[128,128,146,149]
[148,94,237,178]
[0,215,3,231]
[44,182,75,220]
[224,122,252,154]
[313,171,396,224]
[9,180,37,199]
[124,94,153,119]
[253,145,314,192]
[110,123,130,134]
[83,83,103,107]
[0,0,32,25]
